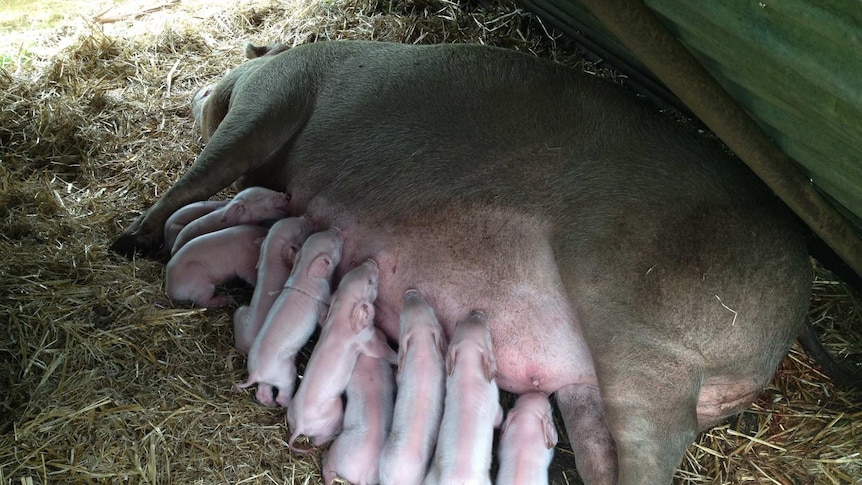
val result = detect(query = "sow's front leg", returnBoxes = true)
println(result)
[111,52,316,258]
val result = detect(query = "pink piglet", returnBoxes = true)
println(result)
[424,311,502,485]
[172,186,290,255]
[235,228,342,408]
[165,224,267,308]
[234,216,311,355]
[495,392,558,485]
[287,259,396,450]
[379,289,446,485]
[322,353,395,485]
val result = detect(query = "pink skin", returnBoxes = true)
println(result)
[165,225,267,308]
[235,228,342,408]
[322,353,395,485]
[287,259,396,451]
[379,289,446,485]
[171,187,290,255]
[495,392,558,485]
[424,311,502,485]
[233,216,312,355]
[162,199,228,255]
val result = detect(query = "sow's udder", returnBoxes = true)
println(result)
[312,206,598,396]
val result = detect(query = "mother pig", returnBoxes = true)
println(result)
[112,41,811,485]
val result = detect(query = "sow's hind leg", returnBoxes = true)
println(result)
[554,384,618,485]
[552,204,810,484]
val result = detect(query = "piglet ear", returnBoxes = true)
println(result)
[254,245,266,270]
[482,350,497,382]
[499,410,513,436]
[307,254,333,278]
[282,244,299,268]
[397,337,409,374]
[351,301,375,334]
[221,201,245,222]
[434,328,446,358]
[446,347,457,377]
[543,413,560,449]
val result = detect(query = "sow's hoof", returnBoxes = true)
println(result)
[110,231,163,260]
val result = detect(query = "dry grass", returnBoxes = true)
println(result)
[1,0,860,484]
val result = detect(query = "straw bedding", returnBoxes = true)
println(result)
[1,0,859,483]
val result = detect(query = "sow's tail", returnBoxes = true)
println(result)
[798,321,862,390]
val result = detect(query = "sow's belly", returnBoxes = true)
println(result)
[305,204,597,395]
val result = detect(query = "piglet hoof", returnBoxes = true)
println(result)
[235,380,277,408]
[287,432,315,454]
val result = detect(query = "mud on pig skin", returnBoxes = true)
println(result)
[233,216,312,355]
[171,186,290,255]
[236,228,342,408]
[287,259,395,451]
[424,311,502,485]
[322,353,395,485]
[113,41,812,484]
[165,224,267,308]
[379,289,446,485]
[495,392,558,485]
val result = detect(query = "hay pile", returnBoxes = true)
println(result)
[1,0,860,483]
